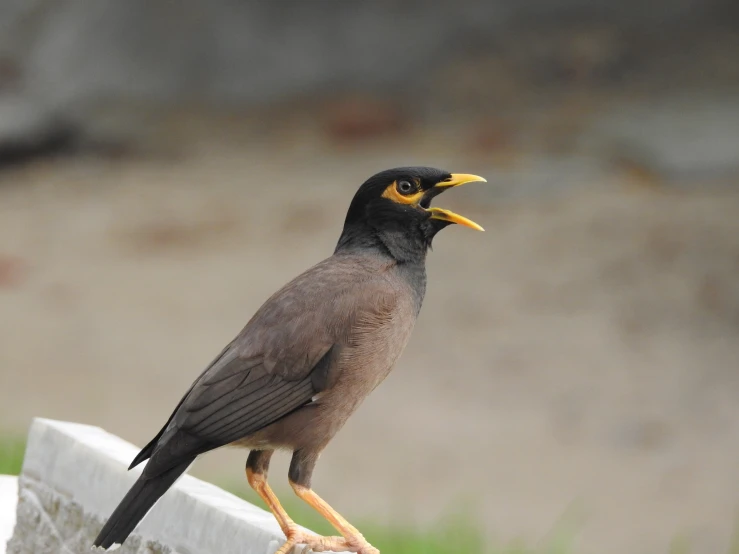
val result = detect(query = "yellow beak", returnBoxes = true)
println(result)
[427,173,487,231]
[436,173,487,188]
[427,207,485,231]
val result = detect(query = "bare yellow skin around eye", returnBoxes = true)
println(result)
[381,181,424,205]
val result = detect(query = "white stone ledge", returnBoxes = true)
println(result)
[0,476,18,554]
[5,418,343,554]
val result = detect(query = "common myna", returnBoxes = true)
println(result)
[93,167,486,554]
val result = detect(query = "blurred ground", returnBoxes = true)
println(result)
[0,115,738,554]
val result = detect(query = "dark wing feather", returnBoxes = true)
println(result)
[142,342,332,477]
[138,255,398,478]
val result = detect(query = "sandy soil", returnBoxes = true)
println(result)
[0,139,738,554]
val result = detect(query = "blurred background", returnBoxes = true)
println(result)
[1,1,738,553]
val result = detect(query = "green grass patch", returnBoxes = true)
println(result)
[0,436,25,475]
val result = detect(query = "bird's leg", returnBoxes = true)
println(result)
[289,450,380,554]
[289,483,379,554]
[246,450,293,533]
[246,450,347,554]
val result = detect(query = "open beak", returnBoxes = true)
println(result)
[424,173,487,231]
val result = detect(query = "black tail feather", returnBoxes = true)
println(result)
[93,458,193,550]
[128,435,160,470]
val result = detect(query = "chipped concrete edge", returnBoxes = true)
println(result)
[0,476,18,554]
[5,418,338,554]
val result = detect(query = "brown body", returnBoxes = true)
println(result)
[236,252,421,454]
[93,167,485,554]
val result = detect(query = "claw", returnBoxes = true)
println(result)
[274,525,351,554]
[342,533,379,554]
[274,525,379,554]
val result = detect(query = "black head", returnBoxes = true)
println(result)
[336,166,486,263]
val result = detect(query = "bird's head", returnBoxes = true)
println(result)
[337,166,486,261]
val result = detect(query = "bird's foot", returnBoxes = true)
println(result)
[341,532,379,554]
[274,525,347,554]
[275,526,379,554]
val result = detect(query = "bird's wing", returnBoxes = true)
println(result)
[139,257,399,477]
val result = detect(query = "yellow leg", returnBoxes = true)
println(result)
[246,467,348,553]
[290,480,379,554]
[246,467,294,535]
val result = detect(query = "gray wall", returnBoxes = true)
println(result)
[1,0,736,105]
[0,0,737,153]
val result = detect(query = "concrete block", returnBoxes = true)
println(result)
[0,476,18,554]
[6,418,340,554]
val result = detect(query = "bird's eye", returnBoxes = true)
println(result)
[396,180,414,195]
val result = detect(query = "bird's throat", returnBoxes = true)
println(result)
[335,221,430,266]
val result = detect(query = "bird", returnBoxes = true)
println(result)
[92,167,486,554]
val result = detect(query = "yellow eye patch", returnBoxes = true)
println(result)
[381,181,424,205]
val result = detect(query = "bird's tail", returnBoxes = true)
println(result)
[92,458,193,550]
